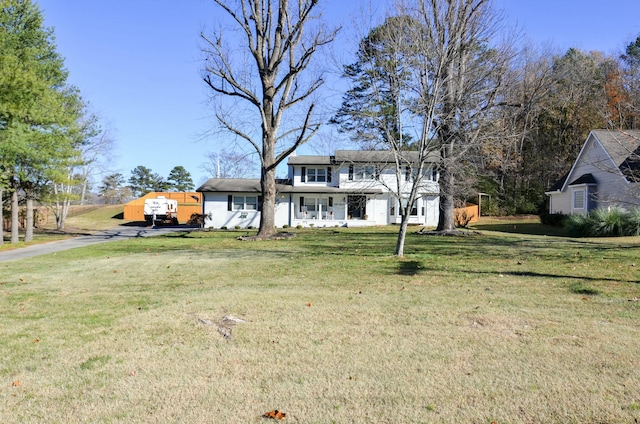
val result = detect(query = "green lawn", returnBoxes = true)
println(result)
[1,225,639,423]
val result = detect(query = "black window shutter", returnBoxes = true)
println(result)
[227,195,233,211]
[328,197,333,207]
[375,165,380,180]
[327,167,332,183]
[348,164,354,181]
[405,166,410,180]
[301,167,306,182]
[258,196,263,211]
[300,196,305,212]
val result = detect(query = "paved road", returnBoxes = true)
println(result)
[0,225,197,262]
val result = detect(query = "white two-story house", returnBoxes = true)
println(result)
[196,150,440,229]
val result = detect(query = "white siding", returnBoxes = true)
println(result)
[549,191,572,214]
[202,193,260,229]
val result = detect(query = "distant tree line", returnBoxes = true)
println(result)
[98,165,195,204]
[475,42,640,215]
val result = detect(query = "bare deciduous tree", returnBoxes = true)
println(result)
[481,43,555,213]
[50,114,115,230]
[332,14,439,256]
[201,0,339,238]
[333,0,512,252]
[404,0,513,232]
[200,148,258,179]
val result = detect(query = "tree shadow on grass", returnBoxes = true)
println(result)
[501,270,639,284]
[397,260,422,275]
[385,260,640,284]
[470,222,567,237]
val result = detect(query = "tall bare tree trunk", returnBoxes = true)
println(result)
[80,178,88,205]
[436,144,456,232]
[52,169,75,230]
[395,211,411,256]
[260,166,277,236]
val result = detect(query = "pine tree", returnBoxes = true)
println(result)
[0,0,82,242]
[167,166,194,192]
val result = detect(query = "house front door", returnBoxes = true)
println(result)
[347,195,366,219]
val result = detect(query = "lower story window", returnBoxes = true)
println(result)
[234,195,258,211]
[305,197,328,213]
[392,199,419,215]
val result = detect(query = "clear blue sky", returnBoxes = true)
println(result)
[37,0,640,188]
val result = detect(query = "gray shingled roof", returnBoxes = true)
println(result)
[287,150,439,165]
[548,130,640,191]
[196,178,262,193]
[593,130,640,167]
[335,150,439,163]
[196,178,385,194]
[287,155,332,165]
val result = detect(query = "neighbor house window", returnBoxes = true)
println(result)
[233,195,258,211]
[573,189,585,209]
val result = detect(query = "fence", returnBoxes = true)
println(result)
[454,203,479,227]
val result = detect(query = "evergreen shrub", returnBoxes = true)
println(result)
[565,207,640,237]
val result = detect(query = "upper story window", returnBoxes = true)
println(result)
[307,168,326,182]
[424,167,437,181]
[349,165,376,181]
[407,166,437,181]
[301,166,332,183]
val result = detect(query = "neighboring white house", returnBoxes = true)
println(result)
[546,129,640,215]
[197,150,440,228]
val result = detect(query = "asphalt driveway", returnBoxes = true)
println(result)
[0,225,197,262]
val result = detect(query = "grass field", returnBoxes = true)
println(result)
[1,220,639,423]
